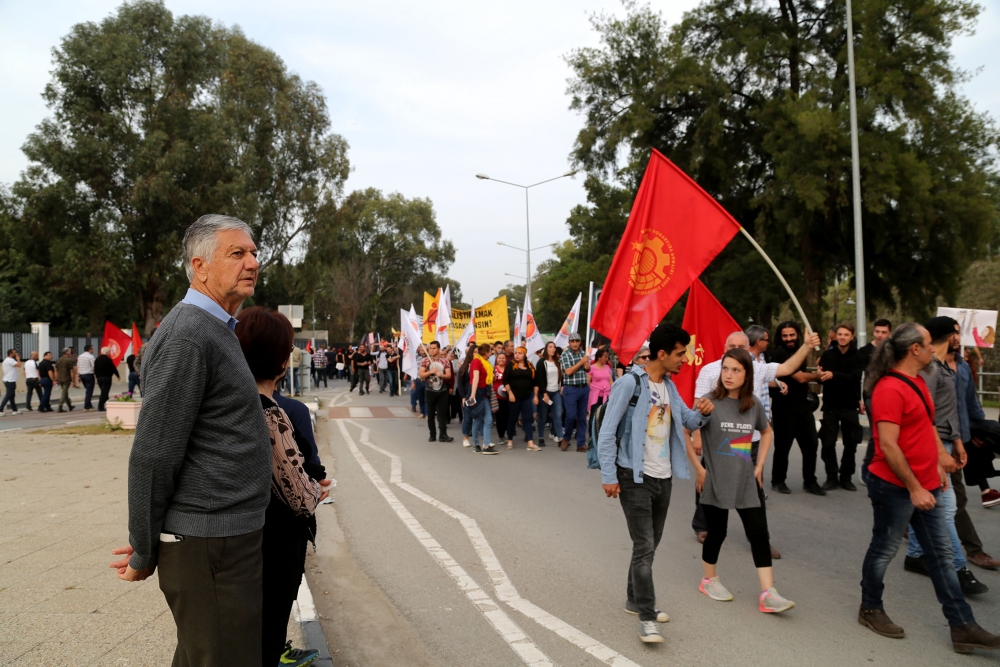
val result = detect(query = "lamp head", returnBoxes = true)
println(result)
[564,170,578,177]
[476,173,489,180]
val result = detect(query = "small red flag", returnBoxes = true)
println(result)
[130,322,142,356]
[674,279,742,406]
[591,149,741,362]
[101,321,131,367]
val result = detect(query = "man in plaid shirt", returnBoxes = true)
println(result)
[560,332,591,451]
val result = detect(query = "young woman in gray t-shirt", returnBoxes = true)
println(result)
[686,348,795,614]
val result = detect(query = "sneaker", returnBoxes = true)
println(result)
[903,555,930,577]
[439,436,454,443]
[958,567,989,595]
[481,446,499,455]
[699,577,733,601]
[804,481,827,496]
[840,478,858,491]
[983,489,1000,508]
[473,445,482,453]
[771,481,791,494]
[462,439,471,448]
[821,479,839,491]
[759,587,795,613]
[637,619,664,644]
[625,599,669,623]
[278,640,320,666]
[10,411,19,416]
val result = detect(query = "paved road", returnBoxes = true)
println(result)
[310,385,1000,666]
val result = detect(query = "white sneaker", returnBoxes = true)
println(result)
[462,439,471,448]
[637,620,664,643]
[9,411,19,416]
[625,600,669,622]
[699,576,734,601]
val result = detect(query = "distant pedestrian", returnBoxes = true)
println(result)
[126,353,141,397]
[55,347,77,412]
[492,352,509,442]
[818,322,862,491]
[24,351,42,412]
[468,343,497,454]
[37,351,56,412]
[505,347,539,451]
[587,346,613,440]
[94,346,120,411]
[534,341,564,447]
[561,332,591,452]
[387,343,401,396]
[78,344,96,411]
[420,341,453,442]
[859,322,1000,652]
[313,344,327,388]
[109,213,272,667]
[376,344,389,393]
[1,349,21,415]
[350,344,372,395]
[596,323,714,644]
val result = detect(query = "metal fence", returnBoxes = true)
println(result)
[979,371,1000,405]
[0,333,39,358]
[50,336,101,356]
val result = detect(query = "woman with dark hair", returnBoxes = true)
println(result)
[686,348,794,614]
[493,352,509,442]
[468,343,497,454]
[505,347,540,451]
[235,307,332,667]
[534,341,564,447]
[587,347,613,439]
[336,348,347,380]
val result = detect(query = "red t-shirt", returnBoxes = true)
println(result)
[868,373,940,491]
[469,358,488,389]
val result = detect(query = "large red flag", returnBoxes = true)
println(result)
[674,279,742,406]
[130,322,142,356]
[101,321,131,367]
[591,149,741,362]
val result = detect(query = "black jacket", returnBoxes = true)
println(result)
[534,358,562,392]
[819,345,860,410]
[94,354,120,379]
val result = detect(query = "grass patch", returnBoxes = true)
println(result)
[32,420,132,436]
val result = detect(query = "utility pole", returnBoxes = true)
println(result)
[846,0,867,346]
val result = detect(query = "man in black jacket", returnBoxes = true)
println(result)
[94,347,120,412]
[818,322,862,491]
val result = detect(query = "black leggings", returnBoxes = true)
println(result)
[701,483,771,568]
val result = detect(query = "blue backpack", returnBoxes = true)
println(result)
[587,372,643,469]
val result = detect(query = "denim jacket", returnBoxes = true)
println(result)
[955,355,985,443]
[596,365,708,485]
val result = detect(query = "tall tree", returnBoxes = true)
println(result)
[12,0,349,334]
[561,0,999,328]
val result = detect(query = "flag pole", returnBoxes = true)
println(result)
[586,281,594,351]
[737,226,818,348]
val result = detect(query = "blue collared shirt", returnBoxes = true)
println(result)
[181,288,238,331]
[955,355,985,442]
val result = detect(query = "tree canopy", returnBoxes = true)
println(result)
[537,0,999,331]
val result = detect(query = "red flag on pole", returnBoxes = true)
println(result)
[673,279,742,406]
[590,149,741,362]
[130,322,142,356]
[101,321,131,367]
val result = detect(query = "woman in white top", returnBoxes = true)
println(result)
[534,341,564,446]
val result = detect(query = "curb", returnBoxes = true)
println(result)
[293,577,335,666]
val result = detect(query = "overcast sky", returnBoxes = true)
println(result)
[1,0,997,307]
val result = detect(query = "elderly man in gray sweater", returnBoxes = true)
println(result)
[110,214,271,667]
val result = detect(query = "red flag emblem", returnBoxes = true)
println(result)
[673,279,741,406]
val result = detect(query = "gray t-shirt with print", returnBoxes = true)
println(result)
[698,394,770,510]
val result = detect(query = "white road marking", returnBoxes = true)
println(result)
[336,420,553,667]
[345,420,643,667]
[389,407,414,418]
[292,577,318,622]
[0,427,22,433]
[348,407,373,418]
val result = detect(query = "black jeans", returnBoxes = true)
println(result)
[39,378,53,411]
[262,504,309,667]
[506,396,535,442]
[426,390,450,439]
[25,378,43,410]
[388,368,399,396]
[80,373,95,409]
[701,482,771,568]
[495,399,509,442]
[617,466,672,622]
[158,529,264,667]
[820,407,861,481]
[770,408,819,487]
[96,376,113,411]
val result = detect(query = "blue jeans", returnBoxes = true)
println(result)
[861,474,974,627]
[128,372,141,397]
[410,380,426,416]
[537,390,564,440]
[563,385,590,447]
[907,484,966,570]
[506,396,535,442]
[80,373,95,409]
[470,389,491,448]
[39,378,53,411]
[0,381,16,412]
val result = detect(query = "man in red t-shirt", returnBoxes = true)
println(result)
[859,323,1000,652]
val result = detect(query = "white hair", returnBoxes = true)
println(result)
[101,346,111,355]
[182,214,253,281]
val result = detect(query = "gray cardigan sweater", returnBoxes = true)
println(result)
[127,303,270,570]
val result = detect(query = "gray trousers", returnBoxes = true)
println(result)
[158,529,264,667]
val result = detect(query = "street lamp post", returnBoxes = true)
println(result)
[476,170,576,298]
[846,0,867,346]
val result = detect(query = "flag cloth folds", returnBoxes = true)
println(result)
[130,322,142,357]
[590,149,741,362]
[523,292,544,356]
[456,302,476,362]
[673,279,742,407]
[436,286,452,346]
[553,292,582,349]
[400,308,421,377]
[101,321,131,367]
[513,306,522,345]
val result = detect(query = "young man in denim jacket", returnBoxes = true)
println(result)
[597,322,714,645]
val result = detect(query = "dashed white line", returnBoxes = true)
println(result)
[343,419,643,667]
[336,420,553,667]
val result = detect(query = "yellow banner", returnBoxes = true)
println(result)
[423,293,510,345]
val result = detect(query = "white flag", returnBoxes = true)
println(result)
[456,301,476,362]
[436,286,452,346]
[523,291,544,356]
[513,306,522,345]
[553,293,582,349]
[400,308,421,377]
